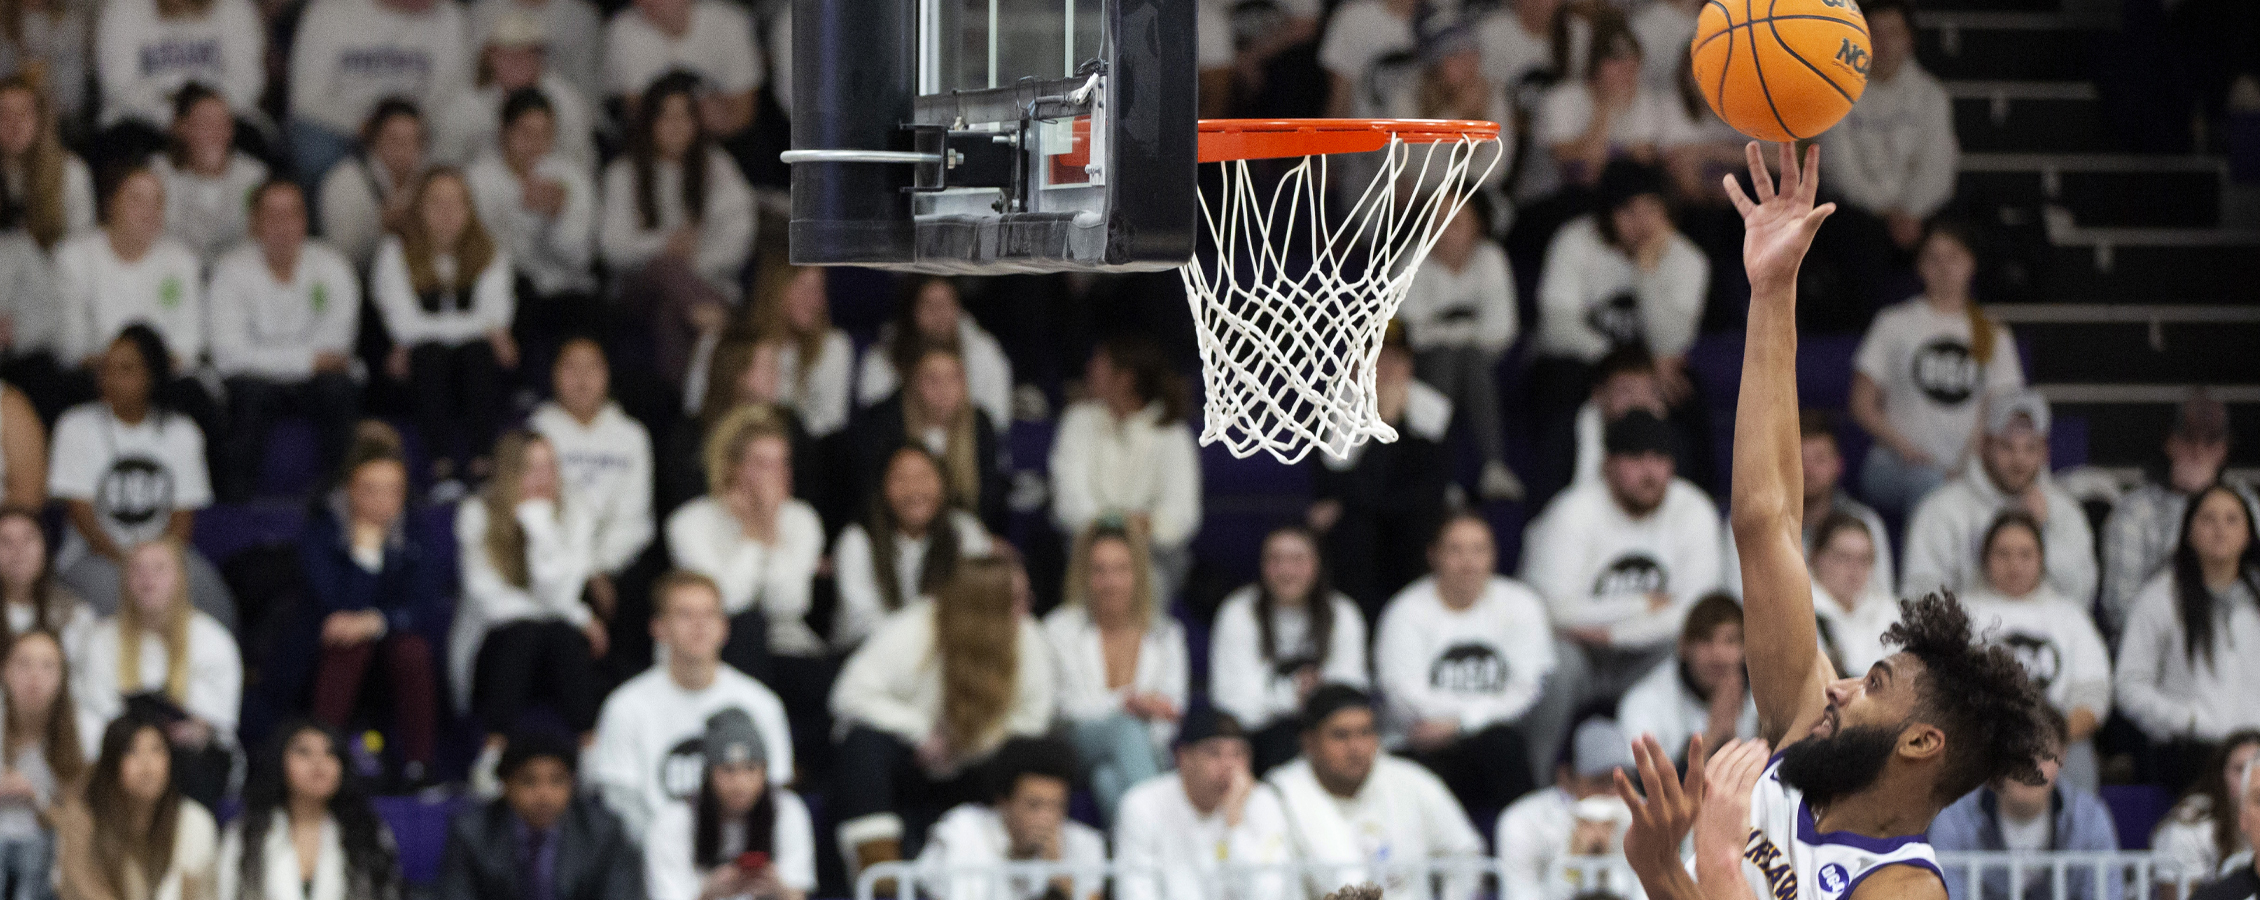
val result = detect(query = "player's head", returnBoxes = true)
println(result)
[1778,593,2053,809]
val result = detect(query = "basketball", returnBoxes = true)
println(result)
[1691,0,1873,143]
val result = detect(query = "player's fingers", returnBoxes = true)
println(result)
[1614,767,1645,811]
[1723,174,1756,215]
[1745,142,1775,202]
[1643,736,1681,806]
[1799,143,1823,204]
[1682,735,1708,799]
[1778,141,1799,196]
[1802,203,1838,235]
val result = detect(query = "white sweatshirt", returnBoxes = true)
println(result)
[644,789,816,900]
[1049,401,1203,549]
[1207,586,1369,732]
[586,663,794,839]
[448,497,597,708]
[1961,586,2113,722]
[778,333,854,437]
[93,0,265,126]
[433,75,597,170]
[915,804,1108,900]
[1114,774,1295,900]
[153,154,267,264]
[46,404,212,567]
[528,401,654,576]
[1614,659,1759,760]
[0,233,62,357]
[1043,603,1189,745]
[1496,788,1646,900]
[1852,298,2025,470]
[2112,573,2260,743]
[465,0,605,99]
[1374,575,1556,739]
[1718,493,1896,603]
[464,153,596,296]
[206,240,361,380]
[74,610,242,736]
[831,510,992,648]
[596,150,755,296]
[1820,62,1958,220]
[1400,240,1518,354]
[602,0,761,99]
[1815,583,1900,677]
[829,600,1055,757]
[53,231,206,364]
[287,0,472,137]
[1267,755,1483,900]
[1533,216,1708,364]
[369,237,516,347]
[1520,478,1724,649]
[1901,460,2096,606]
[663,496,826,656]
[855,317,1016,429]
[315,158,406,268]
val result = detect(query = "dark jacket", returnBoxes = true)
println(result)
[297,502,441,636]
[847,393,1006,530]
[437,795,644,900]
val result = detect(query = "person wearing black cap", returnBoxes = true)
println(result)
[2100,390,2260,638]
[1115,707,1294,900]
[1521,407,1724,706]
[1528,159,1709,516]
[643,709,815,900]
[438,731,644,900]
[1266,686,1482,900]
[916,737,1108,900]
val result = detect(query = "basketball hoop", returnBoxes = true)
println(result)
[1181,118,1503,464]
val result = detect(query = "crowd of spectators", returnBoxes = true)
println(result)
[0,0,2254,896]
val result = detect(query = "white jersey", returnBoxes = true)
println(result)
[1739,755,1942,900]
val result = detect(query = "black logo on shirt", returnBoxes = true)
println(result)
[98,456,174,531]
[1911,339,1979,405]
[1587,292,1645,349]
[661,735,707,802]
[1999,632,2063,691]
[1593,554,1668,597]
[1430,643,1511,694]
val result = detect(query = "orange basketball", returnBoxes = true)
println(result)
[1691,0,1872,143]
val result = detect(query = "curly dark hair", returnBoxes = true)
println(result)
[1881,592,2055,804]
[233,721,401,900]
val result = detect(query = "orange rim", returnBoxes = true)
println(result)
[1197,118,1502,164]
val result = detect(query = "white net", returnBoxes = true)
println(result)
[1179,132,1502,464]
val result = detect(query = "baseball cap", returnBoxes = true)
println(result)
[1604,409,1677,458]
[2171,390,2230,443]
[1571,718,1636,779]
[1173,705,1248,749]
[703,709,767,768]
[1985,389,2051,437]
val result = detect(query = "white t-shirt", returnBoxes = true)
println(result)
[1961,588,2113,721]
[1114,774,1296,900]
[830,511,991,649]
[1373,575,1557,739]
[464,152,596,296]
[52,231,206,365]
[288,0,473,136]
[1207,586,1369,732]
[644,790,817,900]
[664,496,826,655]
[1267,755,1484,900]
[1315,0,1415,116]
[1852,299,2025,469]
[1533,216,1709,364]
[74,609,242,735]
[587,664,794,839]
[153,154,267,264]
[1042,604,1189,745]
[1614,657,1760,760]
[47,404,212,564]
[1400,241,1518,354]
[93,0,266,126]
[369,238,517,347]
[1048,401,1203,549]
[603,0,761,99]
[915,804,1109,900]
[1998,810,2051,854]
[528,402,654,576]
[1520,478,1724,649]
[207,241,361,381]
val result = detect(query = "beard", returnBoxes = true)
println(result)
[1777,721,1901,808]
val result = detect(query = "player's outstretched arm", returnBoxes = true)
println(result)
[1725,142,1839,747]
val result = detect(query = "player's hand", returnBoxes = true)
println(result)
[1724,142,1834,296]
[1696,738,1772,878]
[1616,733,1706,878]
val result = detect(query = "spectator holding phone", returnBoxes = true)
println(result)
[643,710,815,900]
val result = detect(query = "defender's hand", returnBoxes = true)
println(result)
[1725,142,1835,296]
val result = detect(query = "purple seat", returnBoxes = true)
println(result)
[2098,784,2172,850]
[375,794,470,884]
[191,501,308,566]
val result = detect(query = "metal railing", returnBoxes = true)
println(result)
[855,851,2212,900]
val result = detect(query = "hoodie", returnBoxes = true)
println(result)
[1901,458,2096,606]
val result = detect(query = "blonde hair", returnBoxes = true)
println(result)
[0,77,69,249]
[117,540,194,704]
[702,406,791,498]
[933,557,1020,749]
[480,431,552,589]
[748,264,830,388]
[901,348,982,516]
[1063,523,1157,630]
[395,168,498,299]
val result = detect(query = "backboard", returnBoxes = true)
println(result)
[786,0,1198,273]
